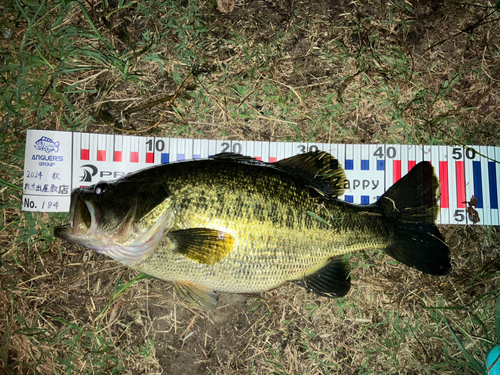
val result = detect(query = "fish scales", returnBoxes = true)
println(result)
[131,159,390,293]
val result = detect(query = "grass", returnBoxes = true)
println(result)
[1,0,500,373]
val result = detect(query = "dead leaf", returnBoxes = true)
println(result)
[466,195,480,224]
[217,0,235,15]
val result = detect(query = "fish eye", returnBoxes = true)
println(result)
[94,183,108,195]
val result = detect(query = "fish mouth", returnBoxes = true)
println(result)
[54,190,99,242]
[54,189,174,265]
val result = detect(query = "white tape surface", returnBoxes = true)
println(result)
[22,130,500,225]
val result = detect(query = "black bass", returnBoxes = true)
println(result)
[55,151,451,309]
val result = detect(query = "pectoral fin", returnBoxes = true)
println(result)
[292,256,351,298]
[171,228,235,265]
[174,281,218,310]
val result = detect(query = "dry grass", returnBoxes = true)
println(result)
[1,0,500,374]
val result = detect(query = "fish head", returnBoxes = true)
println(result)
[55,179,175,264]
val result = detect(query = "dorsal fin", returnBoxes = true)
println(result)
[276,151,347,197]
[210,151,346,197]
[210,153,260,163]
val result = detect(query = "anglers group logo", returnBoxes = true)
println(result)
[34,136,60,153]
[80,164,98,183]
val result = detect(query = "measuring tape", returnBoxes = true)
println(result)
[22,130,500,226]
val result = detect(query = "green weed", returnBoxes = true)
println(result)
[1,0,499,373]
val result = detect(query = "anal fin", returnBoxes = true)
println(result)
[292,256,351,298]
[174,281,218,310]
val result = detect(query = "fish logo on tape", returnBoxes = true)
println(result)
[31,136,64,166]
[34,136,60,153]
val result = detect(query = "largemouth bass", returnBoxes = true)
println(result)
[55,151,451,309]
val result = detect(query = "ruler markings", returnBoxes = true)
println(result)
[265,140,271,162]
[479,146,489,224]
[344,144,353,203]
[411,144,418,172]
[391,144,402,183]
[490,146,499,214]
[401,144,409,185]
[21,130,500,225]
[488,162,498,209]
[106,134,113,163]
[81,133,89,161]
[145,136,154,163]
[448,148,459,223]
[97,134,104,162]
[371,144,384,201]
[186,138,193,160]
[130,136,138,163]
[256,140,260,160]
[440,146,450,224]
[423,143,432,230]
[384,145,392,194]
[486,145,495,225]
[261,141,269,162]
[90,133,96,162]
[396,145,408,185]
[355,144,364,204]
[464,149,474,225]
[456,160,466,209]
[473,161,483,208]
[123,134,130,164]
[430,146,441,224]
[185,138,192,160]
[129,136,138,164]
[495,147,500,225]
[140,135,148,163]
[177,138,186,161]
[408,145,416,172]
[202,139,209,160]
[192,139,201,160]
[393,160,401,183]
[114,135,122,162]
[269,141,277,163]
[337,144,346,172]
[131,135,139,164]
[92,135,98,162]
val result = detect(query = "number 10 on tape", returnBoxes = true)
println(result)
[22,130,500,226]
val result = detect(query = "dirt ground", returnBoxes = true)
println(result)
[2,0,500,374]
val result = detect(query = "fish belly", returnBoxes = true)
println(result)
[132,216,390,294]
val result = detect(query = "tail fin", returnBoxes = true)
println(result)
[377,161,451,275]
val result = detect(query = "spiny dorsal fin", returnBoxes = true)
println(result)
[292,255,351,298]
[171,228,235,265]
[276,151,347,197]
[174,281,218,310]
